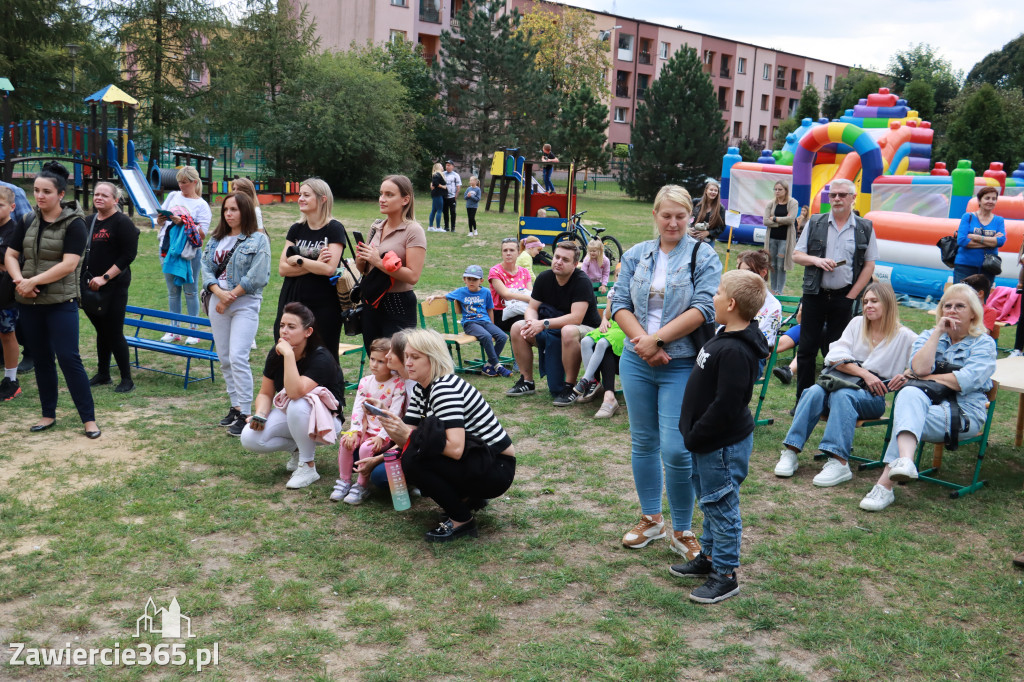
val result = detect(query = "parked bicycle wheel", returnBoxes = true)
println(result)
[601,235,623,273]
[553,230,586,252]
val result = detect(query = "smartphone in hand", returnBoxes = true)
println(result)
[353,231,365,246]
[364,403,388,418]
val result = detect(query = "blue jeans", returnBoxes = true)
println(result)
[953,263,992,286]
[535,328,568,394]
[543,166,555,192]
[783,384,886,461]
[18,300,95,422]
[882,387,977,464]
[691,433,752,574]
[464,319,508,366]
[165,256,201,321]
[619,349,695,529]
[429,195,444,228]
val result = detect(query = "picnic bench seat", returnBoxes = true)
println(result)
[124,306,218,388]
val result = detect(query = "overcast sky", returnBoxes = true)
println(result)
[555,0,1023,75]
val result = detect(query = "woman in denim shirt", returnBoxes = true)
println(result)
[859,284,996,512]
[201,192,272,435]
[611,184,722,560]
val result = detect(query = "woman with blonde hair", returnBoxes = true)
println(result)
[158,165,212,344]
[859,283,997,511]
[374,328,516,542]
[356,174,426,351]
[611,183,721,559]
[275,177,346,360]
[762,180,799,294]
[775,281,917,487]
[231,177,265,233]
[428,162,445,232]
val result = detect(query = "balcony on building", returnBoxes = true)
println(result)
[719,55,731,79]
[419,0,441,24]
[638,38,652,65]
[616,70,629,98]
[617,34,634,62]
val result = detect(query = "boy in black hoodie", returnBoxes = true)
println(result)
[675,269,769,604]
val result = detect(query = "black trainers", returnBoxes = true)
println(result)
[0,377,21,401]
[114,379,135,394]
[89,373,112,387]
[425,518,478,543]
[689,570,740,604]
[573,377,601,403]
[506,376,536,396]
[553,384,578,407]
[669,553,713,578]
[220,407,242,426]
[772,365,793,385]
[227,414,248,437]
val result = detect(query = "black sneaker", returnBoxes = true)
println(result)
[669,553,713,578]
[114,379,135,394]
[17,356,33,373]
[553,384,578,407]
[573,377,601,403]
[689,570,740,604]
[425,518,478,543]
[89,373,112,387]
[220,407,242,426]
[506,376,536,396]
[0,377,21,401]
[772,365,793,385]
[227,414,248,437]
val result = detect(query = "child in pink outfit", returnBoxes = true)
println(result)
[331,338,406,504]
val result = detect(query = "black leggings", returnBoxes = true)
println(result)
[467,207,477,231]
[597,351,619,391]
[404,451,516,523]
[84,285,131,380]
[361,290,417,352]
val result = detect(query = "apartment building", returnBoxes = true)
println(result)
[301,0,850,148]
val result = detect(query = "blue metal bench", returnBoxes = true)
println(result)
[124,306,217,388]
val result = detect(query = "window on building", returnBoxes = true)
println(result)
[189,68,202,83]
[737,57,746,74]
[419,0,441,23]
[659,41,670,59]
[615,70,630,98]
[806,71,814,86]
[825,74,833,90]
[617,34,634,61]
[776,65,786,89]
[391,0,407,5]
[734,90,744,107]
[760,94,769,111]
[614,106,628,123]
[718,86,729,111]
[772,125,778,140]
[637,73,650,100]
[638,38,652,65]
[789,98,799,116]
[733,121,742,138]
[773,96,784,119]
[389,30,406,43]
[703,50,714,64]
[720,54,731,79]
[763,63,772,80]
[758,125,767,142]
[790,68,801,91]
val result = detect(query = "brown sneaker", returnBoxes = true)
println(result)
[622,515,666,549]
[671,530,702,561]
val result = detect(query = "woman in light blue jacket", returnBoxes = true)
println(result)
[611,184,722,560]
[201,192,272,435]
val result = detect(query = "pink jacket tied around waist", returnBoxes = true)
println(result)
[273,386,340,445]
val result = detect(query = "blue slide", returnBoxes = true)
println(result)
[107,138,161,228]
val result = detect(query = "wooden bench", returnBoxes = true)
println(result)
[124,306,218,388]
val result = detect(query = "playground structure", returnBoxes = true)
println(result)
[485,147,523,213]
[721,87,1024,299]
[516,159,579,247]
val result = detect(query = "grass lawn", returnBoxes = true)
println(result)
[1,186,1023,681]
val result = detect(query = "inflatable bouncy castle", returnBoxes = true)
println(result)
[721,88,1024,299]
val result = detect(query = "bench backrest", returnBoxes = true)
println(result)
[124,306,215,342]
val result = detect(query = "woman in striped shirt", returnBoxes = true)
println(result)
[375,328,515,542]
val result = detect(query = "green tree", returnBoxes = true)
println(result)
[795,84,821,121]
[821,68,886,120]
[772,117,801,150]
[738,137,765,162]
[518,5,610,97]
[887,44,962,116]
[620,46,725,201]
[903,79,936,121]
[966,33,1024,92]
[96,0,224,163]
[938,83,1024,172]
[434,0,557,182]
[553,85,608,175]
[274,52,416,197]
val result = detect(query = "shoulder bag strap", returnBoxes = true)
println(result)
[83,214,99,276]
[215,236,245,280]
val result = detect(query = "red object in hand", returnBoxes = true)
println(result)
[382,251,402,273]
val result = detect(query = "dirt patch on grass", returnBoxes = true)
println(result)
[0,535,53,561]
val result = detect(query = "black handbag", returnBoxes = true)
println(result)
[687,242,717,349]
[937,234,958,269]
[982,253,1003,277]
[904,361,964,449]
[79,215,115,316]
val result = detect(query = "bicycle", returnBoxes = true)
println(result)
[553,211,624,272]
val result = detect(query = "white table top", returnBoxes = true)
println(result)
[993,356,1024,393]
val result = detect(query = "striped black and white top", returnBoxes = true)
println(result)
[404,374,510,449]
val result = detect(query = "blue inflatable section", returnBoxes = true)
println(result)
[879,261,1017,300]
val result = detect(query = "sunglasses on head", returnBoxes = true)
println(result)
[501,237,518,243]
[829,192,852,200]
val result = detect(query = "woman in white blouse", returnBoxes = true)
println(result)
[774,282,917,487]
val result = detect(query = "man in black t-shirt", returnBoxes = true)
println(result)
[506,241,599,405]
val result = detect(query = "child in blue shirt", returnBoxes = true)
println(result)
[429,265,511,377]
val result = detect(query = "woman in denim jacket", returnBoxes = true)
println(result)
[201,192,272,435]
[859,284,997,512]
[610,184,722,560]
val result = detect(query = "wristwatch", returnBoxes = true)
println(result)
[655,336,665,348]
[296,257,304,267]
[102,274,110,281]
[543,319,550,328]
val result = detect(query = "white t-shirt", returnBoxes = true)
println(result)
[214,235,239,290]
[646,250,668,335]
[157,191,213,247]
[444,171,462,198]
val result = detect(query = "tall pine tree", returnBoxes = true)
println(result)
[620,46,725,201]
[434,0,556,180]
[554,85,609,174]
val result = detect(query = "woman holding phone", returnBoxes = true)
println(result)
[240,302,345,489]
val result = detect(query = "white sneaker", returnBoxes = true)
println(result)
[285,450,300,472]
[185,336,201,345]
[622,515,666,548]
[343,483,371,505]
[286,464,320,489]
[774,449,799,477]
[160,332,181,343]
[888,457,919,482]
[859,484,895,511]
[330,480,352,502]
[812,458,853,487]
[1010,349,1023,357]
[251,340,257,350]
